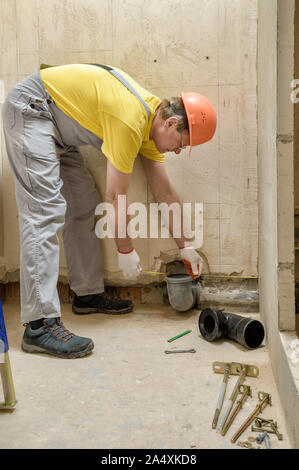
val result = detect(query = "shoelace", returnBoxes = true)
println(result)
[46,320,75,342]
[101,293,124,307]
[102,293,114,301]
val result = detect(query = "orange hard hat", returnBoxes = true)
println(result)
[181,92,217,150]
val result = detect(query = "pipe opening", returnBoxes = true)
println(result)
[203,315,216,334]
[244,320,265,349]
[166,274,193,284]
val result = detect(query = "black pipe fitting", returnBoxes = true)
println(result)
[198,308,265,349]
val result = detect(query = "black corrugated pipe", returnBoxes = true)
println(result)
[198,308,265,349]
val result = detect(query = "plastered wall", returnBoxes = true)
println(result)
[295,2,299,300]
[0,0,258,285]
[295,2,299,213]
[277,0,295,331]
[258,0,299,447]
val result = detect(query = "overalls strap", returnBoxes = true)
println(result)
[90,63,150,120]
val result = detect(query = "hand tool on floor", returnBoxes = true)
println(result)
[164,349,196,354]
[231,391,272,443]
[215,362,259,433]
[167,330,192,342]
[221,384,252,436]
[212,362,231,429]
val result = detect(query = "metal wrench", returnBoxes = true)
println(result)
[164,349,196,354]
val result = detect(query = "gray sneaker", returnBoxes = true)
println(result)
[22,318,94,358]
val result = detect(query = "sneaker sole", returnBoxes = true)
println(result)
[72,305,133,315]
[21,339,94,359]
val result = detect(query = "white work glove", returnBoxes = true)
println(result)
[118,248,141,278]
[180,246,203,278]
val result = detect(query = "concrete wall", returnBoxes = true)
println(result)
[257,0,279,333]
[277,0,296,331]
[258,0,299,447]
[295,2,299,314]
[0,0,258,286]
[295,2,299,214]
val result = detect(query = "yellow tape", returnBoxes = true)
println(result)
[141,270,166,275]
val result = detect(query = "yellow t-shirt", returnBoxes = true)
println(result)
[40,64,164,174]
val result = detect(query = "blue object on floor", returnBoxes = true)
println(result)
[0,298,9,353]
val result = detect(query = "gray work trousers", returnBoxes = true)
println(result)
[2,71,104,324]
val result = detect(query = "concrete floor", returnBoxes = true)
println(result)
[0,301,292,449]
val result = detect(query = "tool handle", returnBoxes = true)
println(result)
[167,330,192,343]
[0,352,17,409]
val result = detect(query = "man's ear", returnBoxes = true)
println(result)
[164,116,179,128]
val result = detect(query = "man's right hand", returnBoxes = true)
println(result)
[118,248,141,278]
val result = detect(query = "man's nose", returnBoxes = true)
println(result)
[174,148,182,155]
